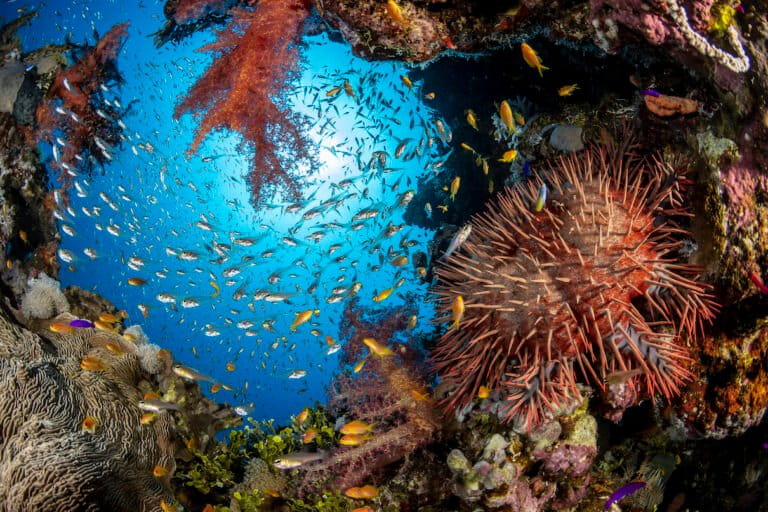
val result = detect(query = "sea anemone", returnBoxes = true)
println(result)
[19,273,70,320]
[431,134,717,431]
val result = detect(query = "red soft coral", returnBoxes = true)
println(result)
[174,0,314,206]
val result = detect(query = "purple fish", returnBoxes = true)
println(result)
[523,160,531,179]
[762,441,768,450]
[640,89,660,97]
[69,319,94,329]
[604,481,646,509]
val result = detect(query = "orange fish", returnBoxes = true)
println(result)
[558,83,579,96]
[303,428,319,444]
[152,464,168,478]
[93,320,115,332]
[143,391,161,401]
[296,407,310,425]
[49,322,73,334]
[127,277,146,286]
[80,356,105,372]
[140,412,157,425]
[81,415,99,433]
[104,342,124,355]
[210,382,222,393]
[352,508,375,512]
[226,361,236,372]
[98,313,120,323]
[451,295,465,330]
[386,0,407,26]
[521,42,549,77]
[477,385,490,399]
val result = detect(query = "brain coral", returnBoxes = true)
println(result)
[0,311,175,510]
[432,135,718,431]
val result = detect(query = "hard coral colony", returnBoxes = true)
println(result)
[432,136,718,431]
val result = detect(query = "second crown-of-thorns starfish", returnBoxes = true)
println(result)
[431,133,718,431]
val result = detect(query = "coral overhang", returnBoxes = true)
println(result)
[432,135,718,430]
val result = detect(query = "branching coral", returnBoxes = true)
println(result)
[35,23,129,180]
[432,132,718,431]
[174,0,314,206]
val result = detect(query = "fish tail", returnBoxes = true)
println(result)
[538,64,549,77]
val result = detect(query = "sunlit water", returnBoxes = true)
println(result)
[6,0,450,423]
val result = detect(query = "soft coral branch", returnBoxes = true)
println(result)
[174,0,315,206]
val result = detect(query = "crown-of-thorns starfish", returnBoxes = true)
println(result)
[432,136,718,430]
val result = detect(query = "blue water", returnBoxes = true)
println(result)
[4,0,449,424]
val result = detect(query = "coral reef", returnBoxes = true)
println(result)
[295,336,439,493]
[35,23,129,181]
[432,132,717,431]
[0,308,175,510]
[0,112,58,282]
[174,0,315,206]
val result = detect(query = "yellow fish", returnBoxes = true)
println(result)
[152,465,168,478]
[450,176,460,201]
[558,83,579,96]
[465,109,479,130]
[535,183,548,212]
[19,230,28,243]
[340,420,375,435]
[407,315,418,330]
[225,361,236,372]
[343,80,355,97]
[401,75,412,90]
[424,92,436,100]
[390,255,408,267]
[140,412,157,425]
[373,287,394,302]
[362,337,394,357]
[326,86,341,97]
[127,277,146,286]
[387,0,407,26]
[498,149,518,163]
[290,309,314,331]
[488,179,494,194]
[339,433,371,446]
[460,142,476,153]
[437,204,448,213]
[353,359,366,373]
[477,385,490,399]
[499,100,517,134]
[451,295,465,330]
[514,111,525,126]
[481,158,489,175]
[209,280,220,297]
[521,42,549,77]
